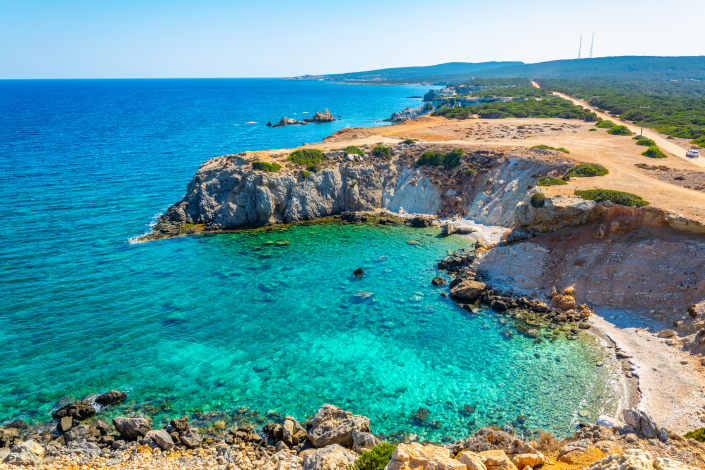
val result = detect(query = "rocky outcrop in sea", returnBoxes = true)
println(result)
[267,110,335,127]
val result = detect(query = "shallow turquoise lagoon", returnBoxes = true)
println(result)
[1,222,623,439]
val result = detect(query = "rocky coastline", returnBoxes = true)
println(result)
[3,397,705,470]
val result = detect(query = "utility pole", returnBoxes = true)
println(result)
[578,35,582,59]
[590,33,594,59]
[640,106,650,136]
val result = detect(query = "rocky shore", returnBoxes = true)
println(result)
[3,398,705,470]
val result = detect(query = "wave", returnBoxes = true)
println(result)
[127,205,170,244]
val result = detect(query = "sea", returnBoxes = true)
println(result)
[0,78,624,440]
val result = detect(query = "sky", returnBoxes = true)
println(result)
[1,0,703,79]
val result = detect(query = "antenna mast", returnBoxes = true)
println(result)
[590,33,594,58]
[578,35,582,59]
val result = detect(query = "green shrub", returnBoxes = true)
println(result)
[564,163,609,178]
[252,161,282,172]
[531,192,546,208]
[575,189,649,207]
[532,145,570,154]
[344,146,365,156]
[372,145,392,158]
[691,137,705,148]
[348,443,397,470]
[536,176,568,186]
[417,148,464,169]
[685,428,705,442]
[641,145,668,158]
[306,164,322,172]
[463,168,476,177]
[301,170,311,179]
[402,139,416,145]
[288,149,326,165]
[595,120,617,129]
[350,181,357,187]
[589,128,597,131]
[608,125,632,136]
[635,137,656,146]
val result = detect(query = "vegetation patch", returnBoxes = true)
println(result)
[532,144,570,153]
[288,149,326,165]
[595,120,617,129]
[641,145,668,159]
[564,163,608,178]
[301,170,311,179]
[691,137,705,148]
[536,176,568,186]
[530,193,546,208]
[432,107,475,120]
[344,146,365,156]
[463,168,476,177]
[306,164,322,172]
[402,139,416,145]
[589,128,597,131]
[417,148,464,169]
[372,145,392,158]
[685,428,705,443]
[607,125,633,136]
[348,443,397,470]
[252,161,282,172]
[635,137,656,146]
[575,189,649,207]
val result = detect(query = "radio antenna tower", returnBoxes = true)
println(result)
[578,35,582,59]
[589,33,594,58]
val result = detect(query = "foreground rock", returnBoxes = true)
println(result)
[112,417,151,441]
[51,401,96,421]
[302,444,355,470]
[307,404,371,448]
[385,442,466,470]
[449,281,486,303]
[586,449,700,470]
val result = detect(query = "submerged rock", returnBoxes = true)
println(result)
[94,390,127,405]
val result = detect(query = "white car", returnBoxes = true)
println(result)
[686,150,700,158]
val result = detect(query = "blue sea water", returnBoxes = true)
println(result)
[0,79,623,439]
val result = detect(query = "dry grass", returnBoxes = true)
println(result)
[531,430,565,454]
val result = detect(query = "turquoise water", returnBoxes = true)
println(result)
[0,79,624,439]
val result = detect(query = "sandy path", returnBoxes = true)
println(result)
[530,80,705,169]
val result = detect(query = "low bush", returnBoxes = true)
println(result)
[344,146,365,156]
[463,168,476,177]
[635,137,656,146]
[685,428,705,443]
[641,145,668,159]
[402,139,416,145]
[564,163,609,178]
[432,107,475,119]
[417,148,464,169]
[306,164,322,172]
[691,137,705,148]
[252,161,282,172]
[595,120,617,129]
[608,125,633,136]
[530,192,546,208]
[288,149,326,165]
[536,176,568,186]
[372,145,392,158]
[532,144,570,153]
[301,170,311,179]
[575,189,649,207]
[348,443,397,470]
[589,128,597,131]
[350,181,357,187]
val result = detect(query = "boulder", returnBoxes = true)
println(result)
[307,404,370,448]
[622,409,659,439]
[491,300,508,312]
[510,453,544,468]
[51,400,96,421]
[409,217,434,228]
[551,295,576,310]
[0,427,20,448]
[180,428,201,448]
[264,422,283,440]
[585,449,699,470]
[462,428,515,453]
[657,330,676,338]
[596,415,623,430]
[515,196,597,233]
[303,444,356,470]
[170,416,189,433]
[303,109,336,124]
[385,442,466,470]
[112,417,151,441]
[477,450,518,470]
[458,451,487,470]
[64,425,100,443]
[432,277,447,286]
[3,440,44,466]
[283,416,308,447]
[67,440,101,458]
[450,281,486,303]
[442,224,457,236]
[144,430,174,450]
[94,390,127,405]
[57,416,77,434]
[352,430,380,454]
[93,419,110,435]
[4,420,27,430]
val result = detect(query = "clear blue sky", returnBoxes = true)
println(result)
[1,0,702,79]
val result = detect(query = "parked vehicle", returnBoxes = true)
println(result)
[687,150,700,158]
